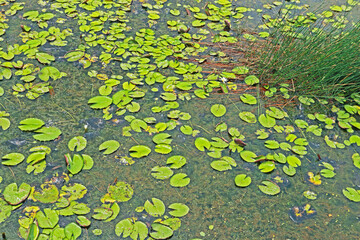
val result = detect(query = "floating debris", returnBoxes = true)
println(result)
[289,204,317,223]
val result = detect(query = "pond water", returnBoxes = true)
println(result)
[0,0,359,239]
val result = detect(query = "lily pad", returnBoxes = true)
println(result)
[210,160,232,171]
[168,203,189,217]
[259,114,276,128]
[235,174,251,187]
[150,223,173,239]
[144,198,165,217]
[240,94,257,105]
[258,181,280,195]
[88,96,112,109]
[33,127,62,141]
[99,140,120,154]
[3,182,31,205]
[18,118,44,131]
[64,222,82,240]
[76,216,91,227]
[210,104,226,117]
[151,166,174,180]
[36,208,59,229]
[195,137,210,151]
[2,153,25,166]
[33,183,59,203]
[343,187,360,202]
[108,181,134,202]
[129,145,151,158]
[166,155,186,169]
[155,144,172,154]
[68,136,87,152]
[244,75,259,85]
[170,173,190,187]
[92,207,113,220]
[66,154,84,175]
[239,111,257,123]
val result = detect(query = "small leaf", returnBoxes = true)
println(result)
[68,136,87,152]
[144,198,165,217]
[170,173,190,187]
[235,174,251,187]
[33,127,61,141]
[19,118,44,131]
[244,75,259,85]
[88,96,112,109]
[2,153,25,166]
[210,104,226,117]
[258,181,280,195]
[129,145,151,158]
[99,140,120,155]
[168,203,189,217]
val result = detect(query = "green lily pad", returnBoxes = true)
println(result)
[166,155,186,169]
[61,183,87,202]
[235,174,251,187]
[211,104,226,117]
[343,187,360,202]
[33,126,62,141]
[130,119,147,132]
[3,182,31,205]
[33,183,59,203]
[108,181,134,202]
[88,96,112,109]
[283,165,296,176]
[99,140,120,154]
[144,198,165,217]
[38,66,61,81]
[130,221,148,240]
[0,118,10,130]
[27,222,40,240]
[170,173,190,187]
[76,216,91,227]
[259,114,276,128]
[258,181,280,195]
[92,207,113,220]
[153,133,172,145]
[240,150,257,162]
[2,153,25,166]
[66,154,84,175]
[18,118,44,131]
[239,111,257,123]
[240,94,257,105]
[287,155,301,167]
[129,145,151,158]
[155,144,172,154]
[64,222,82,240]
[264,140,280,149]
[150,223,173,239]
[104,202,120,223]
[244,75,259,85]
[0,198,12,223]
[68,136,87,152]
[210,160,232,171]
[82,154,94,170]
[168,203,189,217]
[115,218,133,238]
[353,153,360,169]
[195,137,210,151]
[36,208,59,229]
[36,52,55,64]
[151,166,174,180]
[259,161,275,173]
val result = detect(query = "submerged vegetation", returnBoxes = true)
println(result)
[0,0,359,239]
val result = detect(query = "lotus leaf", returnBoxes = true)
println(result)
[108,181,133,202]
[2,153,25,166]
[210,104,226,117]
[170,173,190,187]
[239,111,257,123]
[36,208,59,229]
[168,203,189,217]
[144,198,165,217]
[151,166,174,180]
[68,136,87,152]
[3,182,31,205]
[258,181,280,195]
[18,118,44,131]
[129,145,151,158]
[150,223,173,239]
[99,140,120,154]
[33,126,61,141]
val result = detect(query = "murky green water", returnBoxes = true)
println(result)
[0,0,359,239]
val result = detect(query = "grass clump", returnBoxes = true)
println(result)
[257,13,360,98]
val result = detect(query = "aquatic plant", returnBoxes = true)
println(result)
[256,9,360,98]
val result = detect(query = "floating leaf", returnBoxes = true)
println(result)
[195,137,210,151]
[76,216,91,227]
[240,150,256,162]
[144,198,165,217]
[3,182,31,205]
[259,114,276,128]
[287,155,301,167]
[234,174,251,187]
[2,153,25,166]
[343,187,360,202]
[33,127,61,141]
[64,222,82,240]
[210,104,226,117]
[240,94,257,105]
[33,183,59,203]
[353,153,360,169]
[244,75,259,85]
[0,118,10,130]
[150,223,173,239]
[92,207,113,220]
[210,160,232,171]
[88,96,112,109]
[153,133,172,145]
[155,144,172,154]
[129,145,151,158]
[115,219,133,238]
[108,181,133,202]
[68,136,87,152]
[18,118,44,131]
[170,173,190,187]
[151,166,174,180]
[36,208,59,229]
[258,181,280,195]
[67,154,84,175]
[36,52,55,64]
[259,161,275,173]
[168,203,189,217]
[99,140,120,154]
[166,155,186,169]
[283,165,296,176]
[239,111,257,123]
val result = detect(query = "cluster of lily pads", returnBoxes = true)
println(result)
[0,0,359,239]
